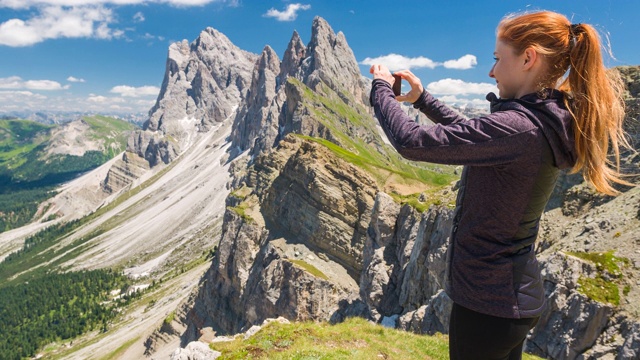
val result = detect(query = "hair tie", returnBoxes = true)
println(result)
[568,23,581,49]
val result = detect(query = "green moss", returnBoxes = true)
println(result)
[288,259,329,280]
[577,275,620,305]
[567,250,631,306]
[228,203,254,223]
[164,311,176,325]
[566,250,629,277]
[299,135,454,188]
[230,186,252,200]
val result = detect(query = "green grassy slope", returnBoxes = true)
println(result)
[209,317,543,360]
[0,116,137,232]
[288,78,458,210]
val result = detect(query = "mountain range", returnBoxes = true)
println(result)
[0,16,639,360]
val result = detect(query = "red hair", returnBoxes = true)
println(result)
[498,11,631,195]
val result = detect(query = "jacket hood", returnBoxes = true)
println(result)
[487,90,577,170]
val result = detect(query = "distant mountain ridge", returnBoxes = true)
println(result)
[0,116,137,232]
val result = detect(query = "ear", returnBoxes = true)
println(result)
[522,47,537,70]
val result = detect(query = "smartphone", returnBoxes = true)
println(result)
[392,74,402,96]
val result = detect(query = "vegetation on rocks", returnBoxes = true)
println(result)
[567,250,631,306]
[209,317,543,360]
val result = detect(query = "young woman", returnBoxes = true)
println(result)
[369,10,630,360]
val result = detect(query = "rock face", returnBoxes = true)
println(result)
[298,17,369,107]
[134,27,256,166]
[146,20,640,360]
[183,135,373,337]
[102,151,149,194]
[229,45,282,157]
[147,28,256,138]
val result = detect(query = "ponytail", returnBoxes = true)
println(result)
[498,11,633,195]
[558,23,630,195]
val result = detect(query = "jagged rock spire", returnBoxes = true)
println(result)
[230,45,281,154]
[145,27,257,150]
[300,17,368,106]
[279,30,306,86]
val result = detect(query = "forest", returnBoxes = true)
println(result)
[0,117,136,232]
[0,270,136,360]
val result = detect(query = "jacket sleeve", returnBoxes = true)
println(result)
[412,88,467,125]
[369,79,539,166]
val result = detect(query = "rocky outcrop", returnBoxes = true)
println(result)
[232,17,375,160]
[102,151,150,194]
[183,135,374,337]
[170,341,220,360]
[357,193,452,327]
[131,27,256,166]
[229,45,282,157]
[299,17,369,107]
[147,28,256,137]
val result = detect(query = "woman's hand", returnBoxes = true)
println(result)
[369,64,395,85]
[393,69,424,103]
[370,65,424,103]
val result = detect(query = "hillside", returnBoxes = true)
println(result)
[0,116,137,233]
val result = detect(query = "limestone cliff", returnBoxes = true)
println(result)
[142,17,640,360]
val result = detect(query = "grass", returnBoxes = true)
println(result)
[285,77,457,212]
[211,317,448,359]
[82,115,137,158]
[288,259,329,280]
[210,317,544,360]
[228,203,254,223]
[566,250,631,306]
[0,119,53,169]
[97,336,141,360]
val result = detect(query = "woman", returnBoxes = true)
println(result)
[369,11,630,360]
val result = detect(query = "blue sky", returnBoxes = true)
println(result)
[1,0,639,116]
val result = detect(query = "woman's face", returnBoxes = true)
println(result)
[489,40,528,99]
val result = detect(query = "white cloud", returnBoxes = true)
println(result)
[133,11,145,22]
[360,53,439,71]
[67,76,85,82]
[0,0,233,46]
[0,90,47,99]
[0,76,69,90]
[426,78,497,96]
[0,5,120,46]
[0,1,226,9]
[110,85,160,97]
[263,3,311,21]
[438,95,489,108]
[88,94,125,103]
[360,53,480,72]
[25,79,70,90]
[442,54,477,70]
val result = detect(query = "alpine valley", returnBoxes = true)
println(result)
[0,17,639,360]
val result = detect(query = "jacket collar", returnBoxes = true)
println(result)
[486,89,566,114]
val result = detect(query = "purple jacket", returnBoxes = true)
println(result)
[370,79,576,318]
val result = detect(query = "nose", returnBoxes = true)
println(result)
[489,63,495,78]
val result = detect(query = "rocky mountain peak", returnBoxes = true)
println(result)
[144,26,257,152]
[123,25,258,171]
[230,45,282,154]
[300,16,368,106]
[279,30,306,85]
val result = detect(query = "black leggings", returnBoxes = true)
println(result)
[449,303,539,360]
